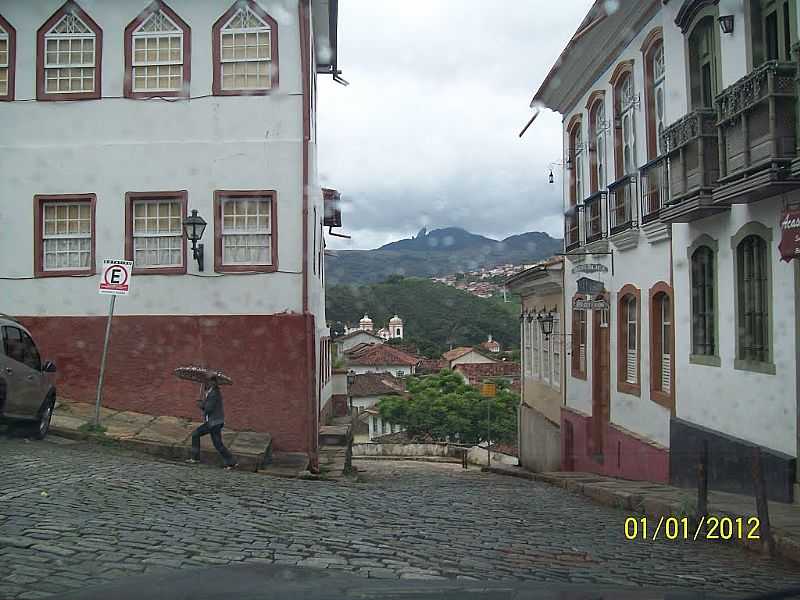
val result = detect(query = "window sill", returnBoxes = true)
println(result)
[35,268,96,278]
[650,389,674,412]
[125,90,189,100]
[132,265,187,276]
[617,381,641,397]
[213,88,276,97]
[733,359,776,375]
[689,354,721,367]
[37,90,101,102]
[214,264,277,274]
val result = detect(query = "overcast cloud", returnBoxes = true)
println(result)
[317,0,593,250]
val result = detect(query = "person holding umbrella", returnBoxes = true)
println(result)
[187,373,238,470]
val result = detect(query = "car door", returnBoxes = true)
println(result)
[0,326,41,419]
[19,330,47,417]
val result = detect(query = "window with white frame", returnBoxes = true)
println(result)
[132,198,183,268]
[42,202,92,271]
[624,296,638,384]
[574,125,584,202]
[523,319,532,376]
[552,315,561,388]
[131,10,183,92]
[619,74,637,175]
[652,44,666,155]
[531,319,540,378]
[221,195,272,265]
[594,102,606,189]
[220,5,272,90]
[0,25,9,97]
[44,12,96,94]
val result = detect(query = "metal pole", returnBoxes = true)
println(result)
[94,295,116,427]
[487,395,491,467]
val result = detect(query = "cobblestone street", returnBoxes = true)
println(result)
[1,436,798,599]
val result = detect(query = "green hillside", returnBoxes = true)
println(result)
[326,276,519,358]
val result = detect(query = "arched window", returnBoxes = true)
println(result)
[212,0,279,95]
[619,75,637,175]
[691,245,716,356]
[37,1,102,101]
[736,234,770,364]
[588,99,606,191]
[571,296,587,380]
[650,283,674,407]
[0,14,15,101]
[617,285,640,394]
[125,1,190,98]
[688,16,718,109]
[574,125,585,202]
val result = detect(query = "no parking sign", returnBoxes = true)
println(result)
[99,259,133,296]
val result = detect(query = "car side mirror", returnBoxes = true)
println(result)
[42,361,57,373]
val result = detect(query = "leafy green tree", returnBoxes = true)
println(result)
[377,370,518,445]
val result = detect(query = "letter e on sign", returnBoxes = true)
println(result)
[99,259,133,296]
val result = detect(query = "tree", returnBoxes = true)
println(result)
[377,370,518,445]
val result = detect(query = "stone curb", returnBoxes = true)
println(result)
[354,456,463,464]
[50,426,264,472]
[485,466,800,566]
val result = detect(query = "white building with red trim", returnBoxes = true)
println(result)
[533,0,799,502]
[0,0,344,469]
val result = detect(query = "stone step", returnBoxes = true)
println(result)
[319,424,349,447]
[330,416,352,426]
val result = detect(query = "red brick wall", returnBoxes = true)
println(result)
[560,407,669,483]
[20,314,316,455]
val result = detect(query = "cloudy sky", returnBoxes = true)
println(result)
[316,0,594,250]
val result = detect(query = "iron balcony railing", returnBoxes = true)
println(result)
[640,156,669,224]
[583,190,606,243]
[608,174,638,234]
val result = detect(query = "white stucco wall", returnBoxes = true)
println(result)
[560,11,673,448]
[673,201,798,457]
[450,351,496,367]
[0,0,312,318]
[350,365,413,376]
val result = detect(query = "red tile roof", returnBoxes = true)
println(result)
[336,330,384,343]
[350,373,405,398]
[346,344,419,367]
[416,358,446,374]
[454,362,521,383]
[442,347,474,361]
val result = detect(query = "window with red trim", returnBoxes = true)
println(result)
[37,1,102,101]
[214,190,278,273]
[212,1,279,96]
[124,191,187,275]
[571,302,587,380]
[34,194,96,278]
[651,287,673,406]
[0,14,16,101]
[617,285,641,395]
[125,1,190,99]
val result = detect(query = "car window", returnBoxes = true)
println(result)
[20,331,42,371]
[1,326,25,364]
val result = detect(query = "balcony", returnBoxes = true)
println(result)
[583,191,606,243]
[714,61,800,205]
[608,175,637,235]
[659,109,724,223]
[639,156,669,224]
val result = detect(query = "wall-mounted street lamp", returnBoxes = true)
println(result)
[183,209,207,272]
[718,15,734,34]
[537,311,555,338]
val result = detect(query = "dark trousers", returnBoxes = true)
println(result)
[191,423,235,466]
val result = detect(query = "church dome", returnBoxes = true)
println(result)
[389,315,403,325]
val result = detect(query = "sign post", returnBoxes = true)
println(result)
[481,381,497,467]
[94,259,133,427]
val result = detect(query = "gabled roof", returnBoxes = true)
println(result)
[442,347,474,362]
[350,373,405,398]
[346,344,419,367]
[416,358,446,374]
[336,329,384,343]
[454,362,521,382]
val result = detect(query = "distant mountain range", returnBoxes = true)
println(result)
[326,227,562,285]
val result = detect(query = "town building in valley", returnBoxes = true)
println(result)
[343,343,419,377]
[506,258,564,472]
[442,347,498,369]
[0,0,343,469]
[533,0,799,501]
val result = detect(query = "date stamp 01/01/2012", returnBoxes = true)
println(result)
[624,516,761,541]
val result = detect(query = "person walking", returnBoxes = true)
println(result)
[188,374,237,469]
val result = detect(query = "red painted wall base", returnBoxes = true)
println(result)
[561,407,669,483]
[20,314,316,456]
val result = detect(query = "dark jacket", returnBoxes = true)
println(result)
[201,384,225,428]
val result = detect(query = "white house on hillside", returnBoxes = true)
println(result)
[0,0,344,469]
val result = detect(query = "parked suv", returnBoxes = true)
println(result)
[0,315,57,439]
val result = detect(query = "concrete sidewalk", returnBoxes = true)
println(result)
[486,465,800,566]
[50,399,309,476]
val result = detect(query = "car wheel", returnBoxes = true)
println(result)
[32,397,54,440]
